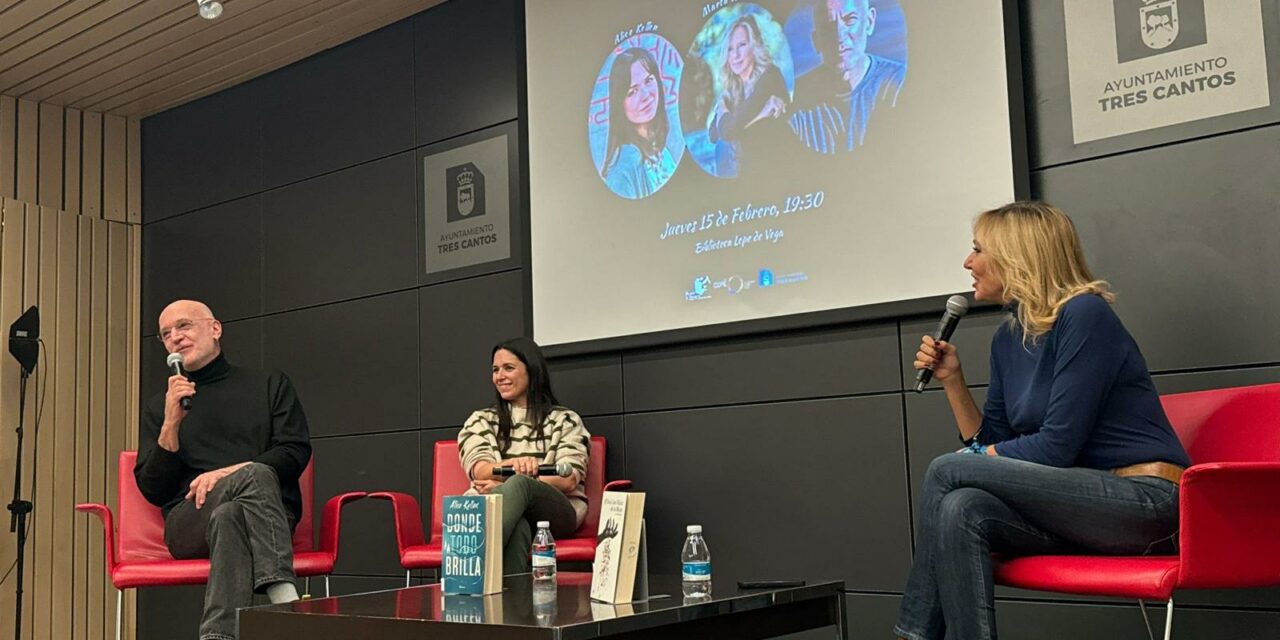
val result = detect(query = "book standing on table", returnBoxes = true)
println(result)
[442,494,503,595]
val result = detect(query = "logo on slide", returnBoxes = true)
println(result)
[446,163,486,222]
[1114,0,1206,62]
[758,269,774,288]
[685,275,713,301]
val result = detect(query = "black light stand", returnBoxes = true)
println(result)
[6,305,39,640]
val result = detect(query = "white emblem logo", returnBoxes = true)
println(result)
[1140,0,1180,50]
[455,167,475,217]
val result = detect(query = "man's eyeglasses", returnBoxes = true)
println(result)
[158,318,212,343]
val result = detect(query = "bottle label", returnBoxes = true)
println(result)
[533,550,556,567]
[682,561,711,581]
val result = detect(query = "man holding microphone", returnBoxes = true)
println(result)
[134,299,311,640]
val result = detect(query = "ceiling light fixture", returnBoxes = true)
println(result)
[196,0,223,20]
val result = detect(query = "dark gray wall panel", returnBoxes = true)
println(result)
[624,324,900,412]
[997,598,1280,640]
[139,317,264,407]
[775,592,899,640]
[324,575,406,597]
[549,353,622,417]
[263,291,419,437]
[1154,367,1280,395]
[263,152,418,312]
[624,396,910,591]
[261,21,416,189]
[904,387,988,527]
[313,431,420,577]
[1173,587,1280,610]
[1022,1,1280,169]
[142,195,262,324]
[413,0,520,145]
[137,584,204,640]
[419,270,525,428]
[142,82,262,221]
[900,310,1005,389]
[844,593,900,640]
[1035,125,1280,372]
[995,583,1280,610]
[217,318,264,371]
[140,337,167,405]
[778,592,899,640]
[585,415,625,483]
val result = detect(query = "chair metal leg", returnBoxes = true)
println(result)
[304,576,311,597]
[325,575,330,598]
[115,590,123,640]
[1164,598,1174,640]
[1139,599,1156,640]
[405,570,411,588]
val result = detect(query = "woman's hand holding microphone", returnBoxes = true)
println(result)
[915,335,962,385]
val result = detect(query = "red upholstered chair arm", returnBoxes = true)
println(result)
[317,492,367,555]
[368,491,428,551]
[76,503,117,575]
[603,480,632,492]
[1178,462,1280,589]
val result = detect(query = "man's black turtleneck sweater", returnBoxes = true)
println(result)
[134,353,312,523]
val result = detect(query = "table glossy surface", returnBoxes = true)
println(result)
[240,572,845,639]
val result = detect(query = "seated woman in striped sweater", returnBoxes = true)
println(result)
[458,337,591,573]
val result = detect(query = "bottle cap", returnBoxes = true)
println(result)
[686,524,702,534]
[537,520,550,528]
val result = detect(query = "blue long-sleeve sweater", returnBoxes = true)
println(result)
[981,294,1191,469]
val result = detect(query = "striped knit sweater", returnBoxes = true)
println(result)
[458,405,592,524]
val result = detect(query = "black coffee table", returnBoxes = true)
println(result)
[240,572,846,639]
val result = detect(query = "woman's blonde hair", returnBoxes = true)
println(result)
[719,15,773,107]
[974,201,1114,341]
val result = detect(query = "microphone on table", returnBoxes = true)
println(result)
[166,352,193,410]
[913,295,970,393]
[491,462,573,477]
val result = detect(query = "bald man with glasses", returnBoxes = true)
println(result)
[135,299,312,640]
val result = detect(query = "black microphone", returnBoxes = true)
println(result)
[913,295,970,393]
[166,352,192,410]
[491,462,573,478]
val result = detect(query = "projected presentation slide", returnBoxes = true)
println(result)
[528,0,1020,347]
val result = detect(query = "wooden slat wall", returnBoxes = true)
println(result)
[81,113,102,220]
[0,96,16,198]
[0,200,139,640]
[0,95,138,222]
[0,92,141,640]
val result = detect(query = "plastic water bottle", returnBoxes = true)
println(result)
[532,520,557,581]
[681,524,712,598]
[532,579,557,626]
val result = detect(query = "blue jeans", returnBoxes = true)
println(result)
[895,453,1179,640]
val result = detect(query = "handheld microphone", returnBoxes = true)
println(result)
[166,352,193,410]
[491,462,573,478]
[913,295,970,393]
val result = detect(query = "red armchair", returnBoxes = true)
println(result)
[994,383,1280,640]
[370,436,631,586]
[76,451,366,640]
